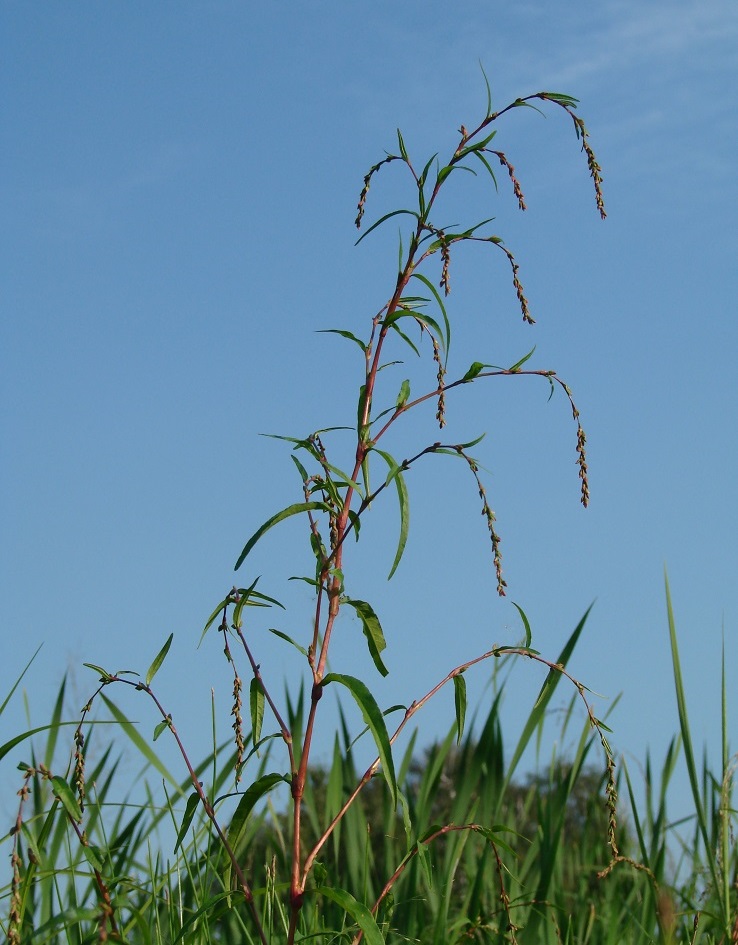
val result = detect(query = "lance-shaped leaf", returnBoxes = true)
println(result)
[322,673,397,807]
[395,378,411,409]
[1,722,82,765]
[373,448,409,579]
[83,663,114,682]
[481,62,493,116]
[100,694,180,788]
[344,598,389,677]
[317,328,367,353]
[355,208,420,246]
[81,844,104,872]
[249,678,265,747]
[500,604,592,796]
[145,633,173,687]
[314,887,385,945]
[508,345,536,372]
[234,501,330,571]
[453,673,467,745]
[456,128,498,161]
[512,601,533,648]
[411,272,451,357]
[268,627,308,656]
[233,581,285,629]
[174,790,200,853]
[323,460,364,496]
[396,127,409,162]
[227,772,290,854]
[51,776,83,824]
[461,361,496,382]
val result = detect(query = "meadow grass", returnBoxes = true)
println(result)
[2,583,735,944]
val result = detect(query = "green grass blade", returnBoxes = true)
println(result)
[501,604,592,797]
[1,645,43,716]
[315,886,385,945]
[99,693,181,789]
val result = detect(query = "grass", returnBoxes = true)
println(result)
[2,582,736,944]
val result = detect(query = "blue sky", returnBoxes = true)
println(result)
[3,2,738,829]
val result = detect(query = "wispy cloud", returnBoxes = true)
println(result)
[517,0,738,88]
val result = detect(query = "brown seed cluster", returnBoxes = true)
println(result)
[604,752,619,858]
[74,728,86,813]
[432,336,446,429]
[463,453,506,596]
[502,248,533,324]
[7,775,31,945]
[492,150,527,211]
[355,155,398,229]
[576,425,589,508]
[232,675,244,782]
[439,236,451,297]
[573,116,606,220]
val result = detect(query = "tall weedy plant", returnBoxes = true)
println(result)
[7,77,612,945]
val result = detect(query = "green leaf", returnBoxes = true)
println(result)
[456,432,487,450]
[374,448,409,579]
[508,345,536,372]
[471,148,499,190]
[461,361,491,382]
[357,384,369,436]
[317,328,367,353]
[540,91,579,107]
[314,887,385,945]
[100,694,180,788]
[174,791,201,853]
[324,460,364,496]
[453,674,467,745]
[51,775,83,824]
[409,312,447,351]
[347,509,362,541]
[437,164,454,185]
[411,272,451,357]
[355,208,420,246]
[1,645,42,717]
[387,320,421,356]
[344,598,389,677]
[665,572,719,899]
[322,673,397,807]
[0,722,89,764]
[396,127,409,161]
[395,378,410,409]
[153,718,170,741]
[83,662,113,682]
[250,678,265,747]
[512,602,532,648]
[81,844,105,872]
[456,129,498,161]
[234,501,329,571]
[480,61,493,116]
[233,580,285,628]
[417,153,438,193]
[268,627,308,656]
[145,633,173,687]
[227,772,289,853]
[500,605,592,797]
[291,454,309,482]
[473,824,520,857]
